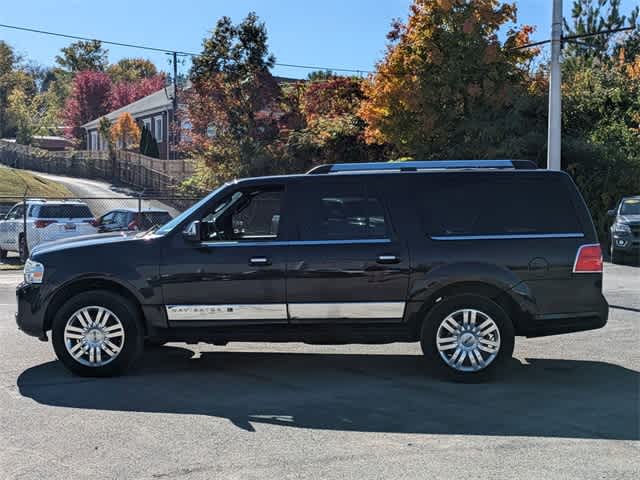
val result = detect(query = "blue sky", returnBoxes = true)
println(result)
[1,1,637,79]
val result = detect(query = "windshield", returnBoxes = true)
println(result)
[620,199,640,216]
[154,185,226,235]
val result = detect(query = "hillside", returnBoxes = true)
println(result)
[0,166,71,199]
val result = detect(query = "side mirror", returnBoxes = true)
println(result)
[183,220,202,242]
[607,209,617,218]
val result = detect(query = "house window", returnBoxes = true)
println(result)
[154,116,163,142]
[90,131,98,151]
[143,118,151,131]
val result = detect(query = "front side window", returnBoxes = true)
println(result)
[297,184,389,241]
[5,205,22,220]
[201,188,283,242]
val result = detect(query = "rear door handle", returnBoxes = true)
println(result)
[249,256,271,266]
[377,255,400,264]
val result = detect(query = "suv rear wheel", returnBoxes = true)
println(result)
[420,294,515,382]
[51,290,144,377]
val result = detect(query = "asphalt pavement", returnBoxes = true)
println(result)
[0,263,638,479]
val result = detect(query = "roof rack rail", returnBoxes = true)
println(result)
[307,159,538,174]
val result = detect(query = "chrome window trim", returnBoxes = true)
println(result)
[430,233,584,241]
[166,302,406,321]
[288,302,405,320]
[166,304,287,321]
[201,239,392,247]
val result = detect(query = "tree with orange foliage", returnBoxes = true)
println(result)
[360,0,543,160]
[110,112,140,150]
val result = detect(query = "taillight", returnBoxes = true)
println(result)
[573,244,603,273]
[34,220,57,228]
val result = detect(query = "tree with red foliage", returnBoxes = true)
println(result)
[109,74,166,111]
[62,70,112,141]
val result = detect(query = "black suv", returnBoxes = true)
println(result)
[16,160,608,381]
[607,196,640,264]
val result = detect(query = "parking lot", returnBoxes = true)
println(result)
[0,263,638,480]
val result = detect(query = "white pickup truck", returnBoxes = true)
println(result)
[0,200,97,261]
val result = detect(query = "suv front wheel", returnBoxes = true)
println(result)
[51,290,144,377]
[421,294,515,382]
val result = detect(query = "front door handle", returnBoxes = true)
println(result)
[377,254,400,264]
[249,256,271,266]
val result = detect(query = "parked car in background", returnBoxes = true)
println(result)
[94,208,173,233]
[608,196,640,264]
[16,160,608,381]
[0,200,96,262]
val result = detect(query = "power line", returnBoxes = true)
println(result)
[0,23,374,74]
[1,22,635,78]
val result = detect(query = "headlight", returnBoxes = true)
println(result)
[613,222,631,234]
[24,259,45,284]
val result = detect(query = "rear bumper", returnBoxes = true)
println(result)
[523,297,608,338]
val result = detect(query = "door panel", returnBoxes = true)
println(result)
[286,180,410,323]
[160,184,289,325]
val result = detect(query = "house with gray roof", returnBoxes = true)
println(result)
[82,85,175,159]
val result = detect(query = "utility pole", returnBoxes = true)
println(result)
[547,0,562,171]
[171,51,178,160]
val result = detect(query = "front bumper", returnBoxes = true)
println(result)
[611,234,640,253]
[15,282,47,338]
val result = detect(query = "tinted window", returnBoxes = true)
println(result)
[231,190,282,238]
[297,183,389,240]
[201,188,283,241]
[413,174,581,236]
[36,204,93,219]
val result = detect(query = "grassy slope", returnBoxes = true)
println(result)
[0,166,71,198]
[0,167,72,268]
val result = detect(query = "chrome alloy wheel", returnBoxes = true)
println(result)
[63,306,125,367]
[436,309,501,372]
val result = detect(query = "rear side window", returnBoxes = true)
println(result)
[34,204,93,219]
[413,174,582,236]
[296,183,389,240]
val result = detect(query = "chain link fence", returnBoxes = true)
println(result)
[0,193,202,264]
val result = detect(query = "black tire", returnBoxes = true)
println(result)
[610,244,625,265]
[51,290,144,377]
[420,294,515,382]
[0,247,7,260]
[18,235,28,263]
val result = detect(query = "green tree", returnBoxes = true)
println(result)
[563,0,639,64]
[184,12,281,185]
[107,58,158,82]
[55,40,109,72]
[307,70,335,81]
[0,41,20,137]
